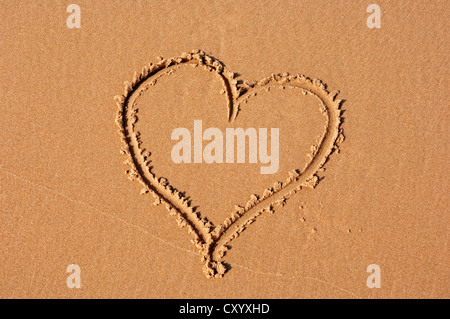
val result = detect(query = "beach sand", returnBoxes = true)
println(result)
[0,0,448,298]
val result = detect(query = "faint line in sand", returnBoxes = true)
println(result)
[0,167,197,256]
[232,263,363,299]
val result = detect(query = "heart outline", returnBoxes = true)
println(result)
[114,50,344,278]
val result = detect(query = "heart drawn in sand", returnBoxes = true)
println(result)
[114,50,344,278]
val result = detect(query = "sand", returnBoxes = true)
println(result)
[1,0,448,298]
